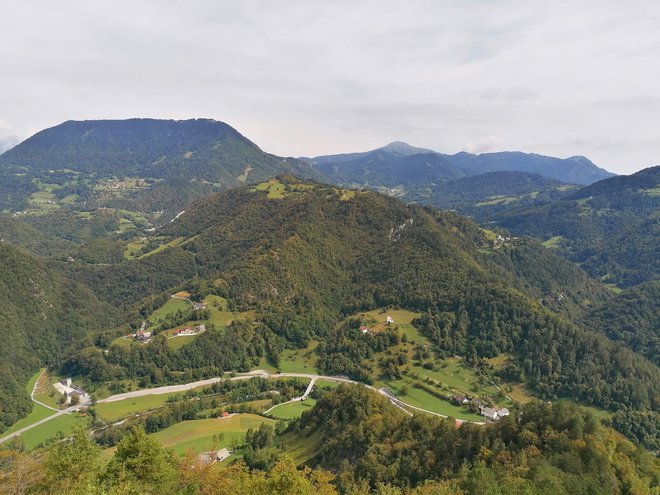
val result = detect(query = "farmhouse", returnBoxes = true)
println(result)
[54,378,90,405]
[479,405,511,421]
[175,324,206,336]
[193,302,207,310]
[480,406,499,420]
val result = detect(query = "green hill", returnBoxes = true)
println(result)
[582,280,659,365]
[0,243,116,432]
[489,166,660,287]
[405,171,579,219]
[0,118,322,220]
[59,178,657,413]
[288,385,658,494]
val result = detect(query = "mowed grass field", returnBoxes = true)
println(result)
[95,393,184,422]
[268,399,317,419]
[256,340,319,374]
[357,308,425,343]
[33,370,64,409]
[385,380,484,421]
[153,414,276,455]
[18,414,91,450]
[0,370,54,442]
[150,297,191,323]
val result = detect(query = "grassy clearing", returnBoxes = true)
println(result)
[253,179,286,198]
[18,413,90,450]
[384,380,483,421]
[506,384,535,404]
[149,297,191,323]
[408,359,498,397]
[315,379,340,390]
[252,179,318,199]
[268,399,317,419]
[33,370,64,409]
[95,393,184,422]
[140,236,186,258]
[204,295,255,331]
[602,283,624,294]
[153,414,275,456]
[475,196,520,206]
[642,187,660,197]
[356,308,424,342]
[280,429,322,465]
[481,228,498,242]
[167,335,197,350]
[278,341,319,374]
[542,236,564,248]
[0,370,54,442]
[0,405,54,443]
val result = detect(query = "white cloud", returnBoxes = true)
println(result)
[0,0,659,173]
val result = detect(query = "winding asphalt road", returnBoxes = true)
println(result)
[0,370,483,444]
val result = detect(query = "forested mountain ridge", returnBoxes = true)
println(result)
[0,242,116,432]
[307,142,614,186]
[58,178,659,414]
[404,171,578,219]
[0,118,322,220]
[488,166,660,287]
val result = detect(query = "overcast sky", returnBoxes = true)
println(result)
[1,1,659,173]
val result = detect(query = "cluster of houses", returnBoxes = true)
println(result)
[174,324,206,337]
[479,405,510,421]
[125,321,152,343]
[54,378,90,405]
[192,302,207,310]
[126,328,152,343]
[452,395,510,421]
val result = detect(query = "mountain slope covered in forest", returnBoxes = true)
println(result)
[0,243,115,432]
[58,178,658,414]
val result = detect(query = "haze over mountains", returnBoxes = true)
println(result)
[305,141,615,186]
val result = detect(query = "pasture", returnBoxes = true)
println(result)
[153,414,276,456]
[268,398,317,419]
[95,393,183,422]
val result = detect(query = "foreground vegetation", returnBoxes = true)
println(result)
[1,386,657,495]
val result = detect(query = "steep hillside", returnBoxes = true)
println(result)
[308,142,614,186]
[0,216,74,256]
[405,171,578,218]
[60,178,658,412]
[489,166,660,286]
[291,385,659,493]
[0,243,116,432]
[582,280,659,365]
[0,118,321,220]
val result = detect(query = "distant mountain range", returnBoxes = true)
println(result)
[304,141,615,186]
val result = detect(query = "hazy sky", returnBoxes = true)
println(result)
[1,1,659,173]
